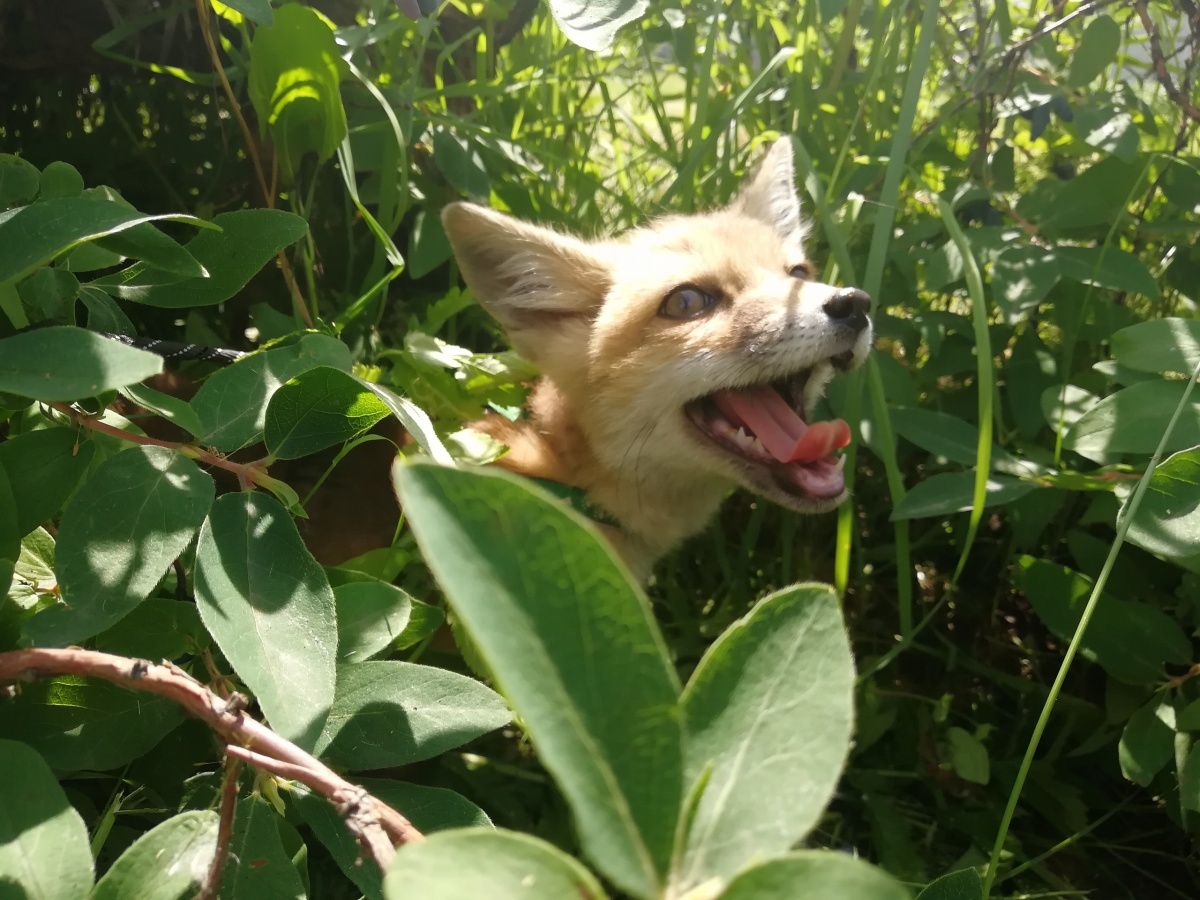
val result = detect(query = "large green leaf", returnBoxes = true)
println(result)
[333,579,414,662]
[248,4,347,184]
[1127,448,1200,565]
[365,380,453,463]
[544,0,649,50]
[92,209,309,308]
[0,153,40,207]
[1055,246,1160,298]
[0,197,205,286]
[1065,379,1200,460]
[92,811,218,900]
[93,598,207,661]
[1025,157,1142,233]
[0,675,183,771]
[890,407,1027,475]
[264,366,391,459]
[1013,556,1191,685]
[393,462,682,899]
[222,0,274,24]
[0,740,94,900]
[23,446,214,646]
[891,472,1037,520]
[1118,699,1176,787]
[1111,318,1200,376]
[0,327,162,402]
[190,333,352,452]
[677,585,854,890]
[383,828,606,900]
[219,796,306,900]
[294,779,490,900]
[916,868,984,899]
[312,660,511,770]
[717,851,909,900]
[195,492,338,748]
[989,245,1058,322]
[1181,743,1200,814]
[1067,14,1120,87]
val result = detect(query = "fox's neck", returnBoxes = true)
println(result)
[471,379,729,578]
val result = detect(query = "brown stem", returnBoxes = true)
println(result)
[196,757,243,900]
[0,648,423,872]
[1134,1,1200,124]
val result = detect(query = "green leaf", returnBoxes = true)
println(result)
[1056,246,1160,298]
[432,129,490,201]
[94,598,207,661]
[92,811,218,900]
[1179,698,1200,731]
[944,727,990,785]
[219,796,306,900]
[23,446,214,646]
[384,828,607,900]
[17,266,80,320]
[0,739,95,900]
[195,492,337,748]
[916,868,984,900]
[0,197,206,287]
[312,660,511,770]
[0,675,183,771]
[989,245,1058,322]
[92,209,309,308]
[294,779,490,900]
[248,4,346,184]
[37,161,85,199]
[0,460,18,567]
[677,585,853,890]
[363,381,453,464]
[891,472,1037,520]
[407,207,453,279]
[1127,448,1200,564]
[1013,556,1192,684]
[393,462,682,899]
[0,428,94,541]
[120,381,205,438]
[334,579,413,662]
[0,154,40,207]
[1065,380,1200,459]
[1111,318,1200,375]
[221,0,274,25]
[1118,699,1176,786]
[264,366,391,459]
[0,326,162,401]
[544,0,649,50]
[7,527,56,613]
[93,222,206,278]
[1024,157,1142,232]
[1181,743,1200,814]
[191,333,352,452]
[718,850,910,900]
[1067,14,1120,87]
[890,407,1028,475]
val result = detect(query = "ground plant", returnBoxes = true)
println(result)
[0,0,1199,897]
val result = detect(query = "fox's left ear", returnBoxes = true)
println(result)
[730,137,808,255]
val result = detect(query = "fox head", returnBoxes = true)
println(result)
[441,138,872,570]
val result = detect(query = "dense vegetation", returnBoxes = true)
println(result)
[1,0,1199,897]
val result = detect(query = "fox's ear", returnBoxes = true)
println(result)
[441,202,610,366]
[731,138,807,255]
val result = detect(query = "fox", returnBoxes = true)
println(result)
[440,137,873,579]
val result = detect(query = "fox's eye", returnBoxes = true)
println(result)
[659,286,717,320]
[788,263,812,279]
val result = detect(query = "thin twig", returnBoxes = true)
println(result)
[196,757,243,900]
[0,648,423,872]
[1134,1,1200,124]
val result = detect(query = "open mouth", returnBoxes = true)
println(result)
[684,353,856,504]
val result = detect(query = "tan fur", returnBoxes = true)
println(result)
[443,139,872,579]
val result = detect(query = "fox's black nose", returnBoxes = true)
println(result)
[823,288,871,332]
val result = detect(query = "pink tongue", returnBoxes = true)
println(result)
[714,387,852,464]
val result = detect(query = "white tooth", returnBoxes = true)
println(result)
[835,455,846,470]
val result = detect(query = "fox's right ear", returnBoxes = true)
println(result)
[441,202,610,366]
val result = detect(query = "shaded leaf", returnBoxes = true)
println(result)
[1067,14,1120,87]
[1065,380,1200,459]
[92,811,218,900]
[219,796,306,900]
[1127,448,1200,564]
[94,598,207,661]
[916,868,984,900]
[719,850,909,900]
[1119,699,1176,786]
[1111,318,1200,375]
[265,366,390,459]
[989,245,1058,322]
[945,727,989,785]
[0,326,161,401]
[37,161,84,199]
[222,0,274,24]
[1056,246,1159,298]
[891,472,1037,520]
[334,579,413,662]
[0,153,40,207]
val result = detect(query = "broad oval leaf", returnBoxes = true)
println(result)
[1111,318,1200,376]
[312,660,511,770]
[1013,556,1191,685]
[294,778,491,900]
[0,326,162,402]
[545,0,649,51]
[0,153,40,207]
[891,471,1037,520]
[22,446,214,646]
[989,245,1058,322]
[191,333,352,452]
[0,739,95,900]
[333,579,414,662]
[0,197,205,286]
[1056,246,1160,298]
[1127,448,1200,563]
[92,811,218,900]
[890,407,1029,475]
[1118,699,1176,786]
[265,366,391,459]
[37,161,84,199]
[195,492,338,749]
[677,584,854,890]
[383,828,606,900]
[92,209,309,308]
[916,867,984,899]
[1065,380,1200,459]
[0,675,183,771]
[718,850,910,900]
[393,462,682,900]
[1067,14,1120,87]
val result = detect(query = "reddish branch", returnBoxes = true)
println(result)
[197,757,243,900]
[49,402,268,490]
[1134,1,1200,124]
[0,648,424,872]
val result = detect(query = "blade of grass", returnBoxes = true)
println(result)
[981,352,1200,898]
